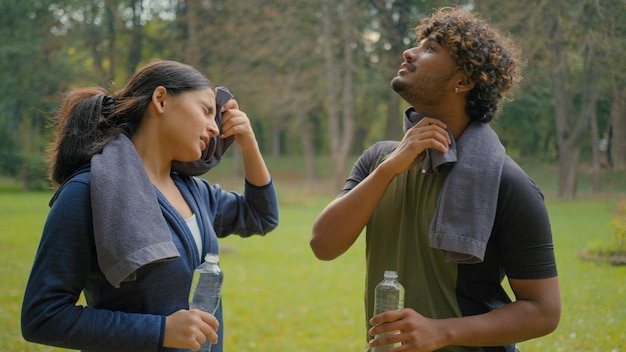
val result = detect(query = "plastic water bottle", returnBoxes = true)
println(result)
[189,253,224,352]
[372,270,405,351]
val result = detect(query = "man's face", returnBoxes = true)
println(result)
[391,36,458,106]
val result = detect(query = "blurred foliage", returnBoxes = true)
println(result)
[0,0,624,190]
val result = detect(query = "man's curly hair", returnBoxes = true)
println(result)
[415,7,524,123]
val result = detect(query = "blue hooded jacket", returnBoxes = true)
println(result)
[21,166,279,352]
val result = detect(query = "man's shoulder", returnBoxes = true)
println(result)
[500,156,535,187]
[357,140,400,171]
[498,156,544,201]
[366,140,400,155]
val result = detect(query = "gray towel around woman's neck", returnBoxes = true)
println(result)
[404,108,506,263]
[91,133,180,288]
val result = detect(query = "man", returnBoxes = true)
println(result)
[310,7,560,352]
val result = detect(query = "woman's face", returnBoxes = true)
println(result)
[161,88,218,162]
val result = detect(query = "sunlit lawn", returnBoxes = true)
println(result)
[1,168,625,351]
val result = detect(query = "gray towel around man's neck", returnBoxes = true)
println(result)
[91,133,180,288]
[403,107,506,263]
[404,110,458,174]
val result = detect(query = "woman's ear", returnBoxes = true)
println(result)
[151,86,167,113]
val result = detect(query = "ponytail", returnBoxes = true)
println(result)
[48,87,120,187]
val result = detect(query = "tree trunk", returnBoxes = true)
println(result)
[580,3,604,192]
[336,0,356,190]
[126,0,143,79]
[559,143,580,199]
[105,0,116,83]
[605,0,626,171]
[270,121,280,158]
[590,107,601,192]
[19,112,32,191]
[86,3,105,79]
[609,85,626,170]
[231,145,242,177]
[299,116,317,182]
[185,0,201,66]
[321,0,342,190]
[370,0,412,141]
[544,0,592,199]
[321,0,357,190]
[385,93,401,140]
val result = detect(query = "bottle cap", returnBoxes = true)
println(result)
[204,253,220,263]
[383,270,398,279]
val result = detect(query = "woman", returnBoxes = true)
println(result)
[21,60,279,351]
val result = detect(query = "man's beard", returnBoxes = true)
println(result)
[391,70,455,106]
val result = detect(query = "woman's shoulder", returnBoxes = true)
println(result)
[49,164,92,207]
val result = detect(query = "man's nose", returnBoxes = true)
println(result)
[403,47,417,61]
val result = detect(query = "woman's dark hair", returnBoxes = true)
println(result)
[48,60,213,187]
[415,7,524,123]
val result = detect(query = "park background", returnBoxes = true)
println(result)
[1,0,625,351]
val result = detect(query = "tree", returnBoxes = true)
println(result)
[179,0,329,181]
[477,0,625,199]
[365,0,414,141]
[320,0,359,189]
[3,0,623,192]
[125,0,144,79]
[609,85,626,170]
[363,1,468,141]
[542,0,616,198]
[0,1,78,189]
[605,0,626,171]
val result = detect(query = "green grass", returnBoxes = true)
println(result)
[0,193,59,351]
[517,198,626,352]
[1,165,625,351]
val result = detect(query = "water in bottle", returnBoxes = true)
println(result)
[189,253,224,352]
[372,270,405,352]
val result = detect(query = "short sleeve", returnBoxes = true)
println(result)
[494,157,557,279]
[339,141,399,196]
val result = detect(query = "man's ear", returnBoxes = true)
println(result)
[151,86,167,113]
[455,74,475,94]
